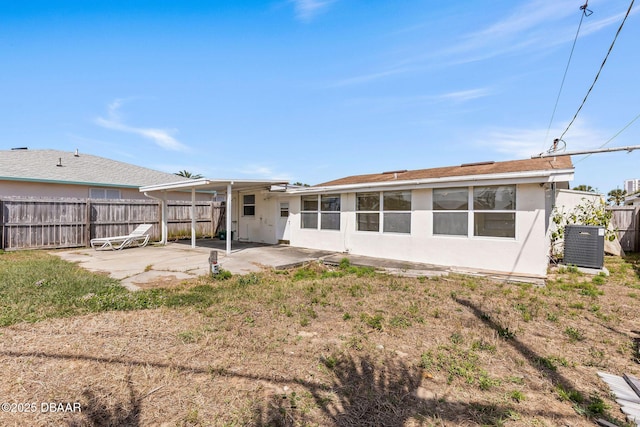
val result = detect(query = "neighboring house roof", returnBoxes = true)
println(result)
[0,149,189,188]
[314,157,573,187]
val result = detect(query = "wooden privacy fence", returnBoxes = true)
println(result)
[609,205,640,252]
[0,197,225,251]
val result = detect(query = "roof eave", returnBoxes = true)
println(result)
[0,176,141,189]
[139,178,289,193]
[288,168,575,194]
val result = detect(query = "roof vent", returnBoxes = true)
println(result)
[11,147,28,150]
[57,158,63,167]
[74,148,79,157]
[382,169,408,175]
[460,161,495,167]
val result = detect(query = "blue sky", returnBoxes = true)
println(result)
[2,0,639,193]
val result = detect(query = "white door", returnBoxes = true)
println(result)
[276,202,290,243]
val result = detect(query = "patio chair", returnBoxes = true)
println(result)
[90,224,153,251]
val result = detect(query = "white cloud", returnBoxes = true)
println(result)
[474,119,608,159]
[237,164,293,181]
[291,0,336,22]
[436,88,493,103]
[330,67,413,87]
[95,99,189,152]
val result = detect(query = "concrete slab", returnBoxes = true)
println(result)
[53,241,336,290]
[53,238,545,290]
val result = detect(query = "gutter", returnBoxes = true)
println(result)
[287,168,575,195]
[0,176,141,189]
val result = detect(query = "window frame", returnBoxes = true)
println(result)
[472,185,516,238]
[356,191,412,234]
[89,188,121,200]
[300,194,341,231]
[432,185,517,239]
[242,194,256,217]
[432,188,469,237]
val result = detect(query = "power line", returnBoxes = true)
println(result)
[574,111,640,163]
[541,2,592,152]
[557,0,635,142]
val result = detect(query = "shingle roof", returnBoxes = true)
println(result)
[315,157,573,187]
[0,149,189,188]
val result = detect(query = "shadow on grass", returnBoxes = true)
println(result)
[1,350,575,426]
[454,297,610,420]
[67,370,141,427]
[249,353,568,426]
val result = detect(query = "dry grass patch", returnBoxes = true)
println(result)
[0,254,639,426]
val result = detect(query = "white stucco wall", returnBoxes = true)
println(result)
[234,190,280,244]
[284,184,551,277]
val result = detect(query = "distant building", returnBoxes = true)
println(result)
[625,178,640,195]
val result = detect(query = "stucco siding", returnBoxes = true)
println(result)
[286,184,550,277]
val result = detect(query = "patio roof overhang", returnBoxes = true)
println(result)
[140,178,289,194]
[140,178,288,254]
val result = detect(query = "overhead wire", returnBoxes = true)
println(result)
[541,1,592,153]
[574,111,640,163]
[557,0,635,142]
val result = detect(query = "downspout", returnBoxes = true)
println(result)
[143,191,168,245]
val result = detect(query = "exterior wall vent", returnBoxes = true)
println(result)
[564,225,605,269]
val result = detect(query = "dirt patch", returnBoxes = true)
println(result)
[1,259,639,426]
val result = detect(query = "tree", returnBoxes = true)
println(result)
[175,170,203,179]
[607,188,627,206]
[572,185,595,192]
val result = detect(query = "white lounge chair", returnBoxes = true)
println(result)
[90,224,153,250]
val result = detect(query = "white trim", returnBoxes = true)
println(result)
[140,178,287,193]
[288,169,575,195]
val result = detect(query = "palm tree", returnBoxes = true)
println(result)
[572,184,595,192]
[607,188,627,206]
[175,170,203,179]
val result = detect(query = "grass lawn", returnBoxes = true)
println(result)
[1,250,639,426]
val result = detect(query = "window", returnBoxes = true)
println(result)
[280,202,289,217]
[90,188,121,199]
[473,186,516,237]
[320,195,340,230]
[432,186,516,238]
[243,194,256,216]
[433,188,468,236]
[301,195,318,229]
[301,194,341,230]
[356,191,411,233]
[383,191,411,233]
[356,192,380,231]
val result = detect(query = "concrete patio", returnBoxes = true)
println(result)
[53,238,451,290]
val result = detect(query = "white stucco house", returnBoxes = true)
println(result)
[141,156,575,278]
[625,193,640,206]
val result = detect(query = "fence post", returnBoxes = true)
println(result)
[85,198,91,247]
[636,206,640,252]
[0,199,3,250]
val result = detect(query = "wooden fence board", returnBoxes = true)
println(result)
[1,197,225,250]
[1,198,88,250]
[609,206,640,252]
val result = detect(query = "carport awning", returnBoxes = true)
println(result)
[140,178,289,194]
[140,178,289,254]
